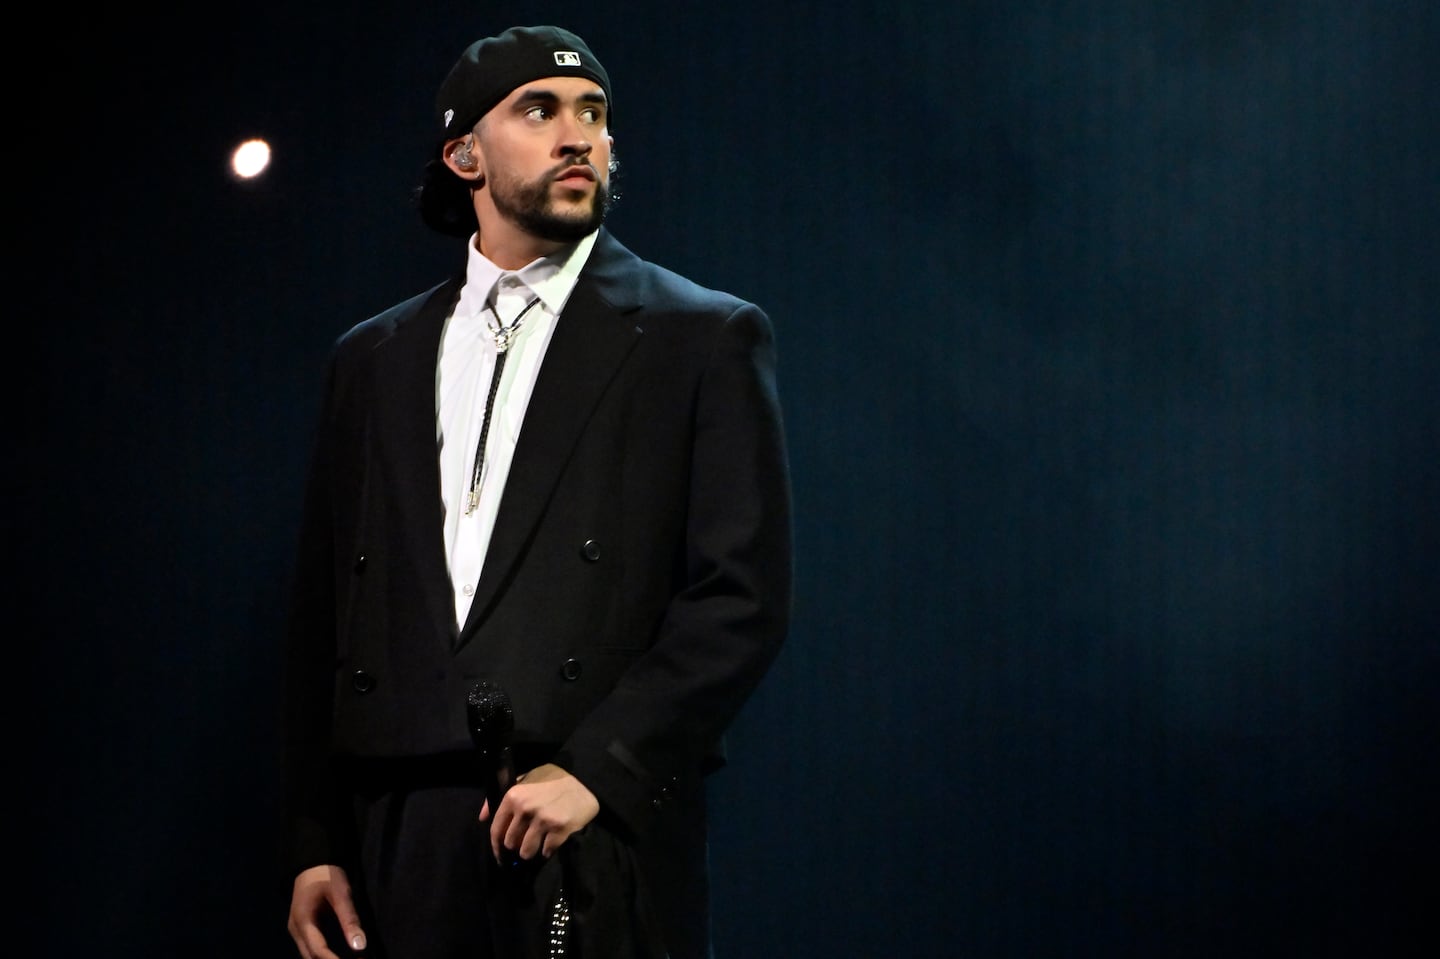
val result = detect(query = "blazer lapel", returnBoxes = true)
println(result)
[371,276,464,646]
[460,233,645,641]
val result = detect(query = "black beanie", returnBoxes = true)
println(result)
[435,25,612,139]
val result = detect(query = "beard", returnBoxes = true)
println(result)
[489,156,618,243]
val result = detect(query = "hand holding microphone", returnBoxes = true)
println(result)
[466,680,600,867]
[467,680,520,865]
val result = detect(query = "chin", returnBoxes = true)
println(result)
[550,198,603,224]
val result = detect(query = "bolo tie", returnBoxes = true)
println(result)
[465,293,542,516]
[464,293,575,953]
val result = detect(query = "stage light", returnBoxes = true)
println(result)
[231,138,272,179]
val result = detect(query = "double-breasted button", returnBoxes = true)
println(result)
[580,539,601,562]
[560,658,583,681]
[351,670,376,693]
[353,554,367,573]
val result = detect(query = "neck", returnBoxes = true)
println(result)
[473,208,566,271]
[474,233,563,271]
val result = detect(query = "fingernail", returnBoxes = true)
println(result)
[351,932,367,950]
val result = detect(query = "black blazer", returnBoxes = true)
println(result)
[283,229,792,953]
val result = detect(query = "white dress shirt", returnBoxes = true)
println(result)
[436,230,598,629]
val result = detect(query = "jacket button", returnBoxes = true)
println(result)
[353,554,367,573]
[560,658,583,681]
[580,540,601,562]
[351,670,376,693]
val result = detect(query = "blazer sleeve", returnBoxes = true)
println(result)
[279,345,350,875]
[558,300,793,839]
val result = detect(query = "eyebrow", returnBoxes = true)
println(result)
[512,88,609,111]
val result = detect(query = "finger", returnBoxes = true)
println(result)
[517,803,566,860]
[503,805,532,858]
[327,890,367,955]
[287,926,310,959]
[517,821,544,860]
[490,800,514,861]
[535,817,578,859]
[478,797,491,822]
[290,910,341,959]
[297,923,343,959]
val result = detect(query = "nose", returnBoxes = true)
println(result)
[557,116,593,158]
[559,135,592,158]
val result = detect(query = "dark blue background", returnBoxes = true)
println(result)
[26,2,1436,956]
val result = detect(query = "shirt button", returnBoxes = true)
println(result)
[463,584,475,596]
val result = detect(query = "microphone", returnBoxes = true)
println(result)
[467,680,517,821]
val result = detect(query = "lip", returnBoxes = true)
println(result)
[553,164,597,186]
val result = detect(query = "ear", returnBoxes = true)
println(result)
[443,136,482,178]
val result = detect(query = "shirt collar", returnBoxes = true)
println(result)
[456,229,599,318]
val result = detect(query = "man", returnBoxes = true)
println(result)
[282,25,792,959]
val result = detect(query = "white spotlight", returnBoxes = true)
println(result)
[231,138,272,179]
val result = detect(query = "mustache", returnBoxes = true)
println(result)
[547,158,599,181]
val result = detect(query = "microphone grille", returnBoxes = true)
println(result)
[466,680,514,754]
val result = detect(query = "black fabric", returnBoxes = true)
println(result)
[490,824,670,959]
[350,784,495,959]
[344,778,667,959]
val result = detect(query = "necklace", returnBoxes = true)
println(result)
[465,294,541,515]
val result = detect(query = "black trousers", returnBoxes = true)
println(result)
[341,761,670,959]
